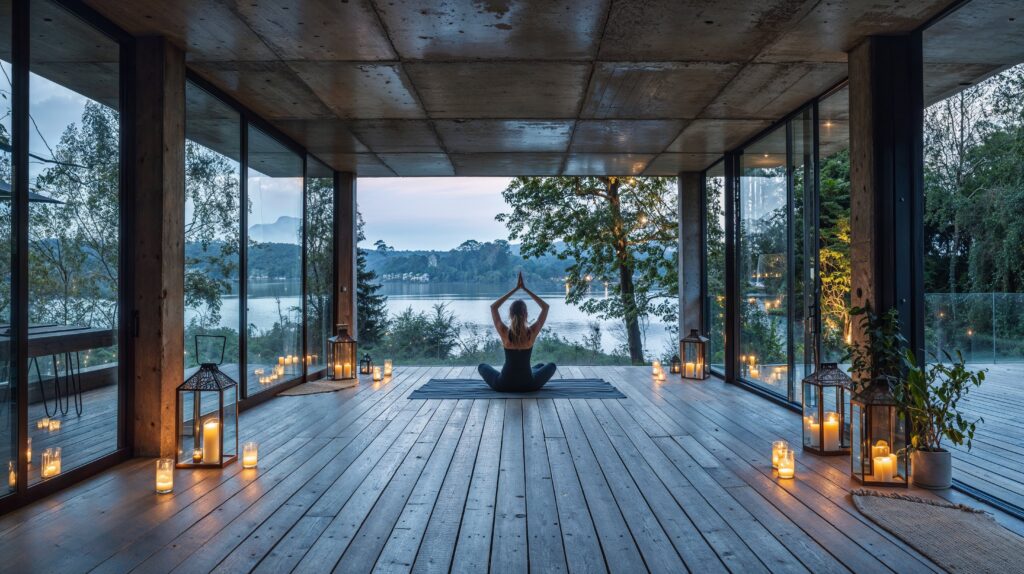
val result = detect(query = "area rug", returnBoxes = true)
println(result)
[851,489,1024,573]
[408,378,626,399]
[278,379,359,396]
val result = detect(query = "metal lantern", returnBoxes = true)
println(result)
[680,329,709,380]
[327,324,357,381]
[669,355,681,374]
[177,336,238,468]
[359,354,374,375]
[851,379,909,486]
[802,363,852,455]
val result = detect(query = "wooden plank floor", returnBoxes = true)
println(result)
[1,366,1023,573]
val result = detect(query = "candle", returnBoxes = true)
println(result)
[7,461,15,488]
[384,359,393,377]
[202,419,221,464]
[155,458,174,494]
[192,449,203,464]
[750,367,760,379]
[772,440,788,469]
[26,437,31,465]
[278,356,285,366]
[36,417,49,430]
[373,366,383,382]
[685,362,695,378]
[242,442,259,469]
[872,454,894,482]
[696,359,704,376]
[871,439,890,459]
[804,416,820,447]
[343,362,352,378]
[41,448,60,479]
[48,419,61,432]
[333,362,343,380]
[778,449,795,479]
[823,412,840,451]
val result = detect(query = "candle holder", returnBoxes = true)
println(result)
[155,458,174,493]
[851,379,908,487]
[40,447,61,479]
[242,442,259,469]
[777,449,795,479]
[384,359,393,377]
[372,366,383,382]
[772,440,789,469]
[328,325,357,382]
[176,335,238,468]
[680,329,709,380]
[802,363,852,456]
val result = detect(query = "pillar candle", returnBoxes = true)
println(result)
[873,454,894,482]
[871,440,890,459]
[823,412,840,451]
[202,419,221,464]
[343,362,352,378]
[333,362,342,380]
[685,362,695,378]
[155,458,174,494]
[242,442,259,469]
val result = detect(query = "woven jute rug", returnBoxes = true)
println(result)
[852,489,1024,573]
[278,379,358,396]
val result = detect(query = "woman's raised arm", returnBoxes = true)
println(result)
[490,283,518,332]
[522,283,550,332]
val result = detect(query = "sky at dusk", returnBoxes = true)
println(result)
[358,177,515,251]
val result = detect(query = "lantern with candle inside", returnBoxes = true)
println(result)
[669,356,681,375]
[680,329,709,380]
[801,363,852,455]
[155,458,174,494]
[360,354,374,376]
[328,324,357,382]
[851,379,908,486]
[176,335,238,468]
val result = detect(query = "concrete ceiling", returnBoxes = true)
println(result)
[75,0,1012,177]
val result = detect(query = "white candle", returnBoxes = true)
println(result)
[384,359,393,377]
[373,366,383,382]
[155,458,174,494]
[823,412,840,451]
[7,461,15,488]
[202,419,221,464]
[36,417,49,430]
[343,362,352,378]
[48,419,61,432]
[872,440,890,459]
[778,450,795,479]
[333,362,342,380]
[772,440,788,469]
[685,362,695,378]
[242,442,259,469]
[750,367,760,379]
[873,455,894,482]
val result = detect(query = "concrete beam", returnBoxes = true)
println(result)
[335,172,358,336]
[678,172,703,340]
[131,37,185,457]
[848,35,924,353]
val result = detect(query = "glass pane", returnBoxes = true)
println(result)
[28,0,120,483]
[246,127,303,395]
[305,157,333,377]
[184,82,242,385]
[0,0,14,496]
[817,87,851,365]
[791,107,814,392]
[738,126,788,395]
[705,162,726,373]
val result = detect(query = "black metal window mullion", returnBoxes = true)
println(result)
[785,120,796,401]
[723,153,739,385]
[238,120,248,399]
[301,155,308,383]
[11,0,30,498]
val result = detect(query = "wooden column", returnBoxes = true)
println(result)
[132,37,185,457]
[677,171,703,339]
[335,172,357,335]
[848,34,925,353]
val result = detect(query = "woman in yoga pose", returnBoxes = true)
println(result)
[478,272,556,392]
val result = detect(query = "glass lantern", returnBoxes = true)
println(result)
[177,336,238,468]
[680,329,709,380]
[328,324,357,381]
[851,379,909,486]
[802,363,852,455]
[669,355,681,375]
[360,354,374,375]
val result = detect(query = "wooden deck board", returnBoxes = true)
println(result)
[3,366,1024,573]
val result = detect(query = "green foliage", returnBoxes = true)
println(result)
[845,306,907,390]
[898,350,985,452]
[357,213,389,344]
[366,239,568,284]
[498,176,678,363]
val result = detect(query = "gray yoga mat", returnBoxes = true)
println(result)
[408,378,627,399]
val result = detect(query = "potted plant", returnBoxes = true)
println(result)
[897,350,985,489]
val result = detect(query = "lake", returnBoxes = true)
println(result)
[187,280,677,355]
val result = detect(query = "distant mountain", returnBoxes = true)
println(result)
[249,215,301,245]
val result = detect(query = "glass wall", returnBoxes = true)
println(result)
[705,162,726,373]
[817,88,851,365]
[305,157,333,376]
[27,0,121,483]
[246,127,303,395]
[738,126,789,395]
[791,108,814,383]
[184,82,242,377]
[0,0,14,498]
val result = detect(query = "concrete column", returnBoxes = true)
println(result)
[132,37,185,457]
[677,172,703,339]
[335,172,357,335]
[848,34,924,353]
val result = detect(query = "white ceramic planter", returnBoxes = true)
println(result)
[911,449,952,489]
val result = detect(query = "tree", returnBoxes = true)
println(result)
[357,212,388,344]
[498,176,677,363]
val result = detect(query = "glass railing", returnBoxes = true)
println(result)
[926,293,1024,363]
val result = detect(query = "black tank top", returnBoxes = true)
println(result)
[500,347,534,381]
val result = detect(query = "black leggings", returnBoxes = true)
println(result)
[478,362,557,392]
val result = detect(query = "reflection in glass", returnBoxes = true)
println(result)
[0,0,14,495]
[27,0,120,483]
[306,157,333,376]
[738,126,788,395]
[246,127,303,394]
[817,87,851,365]
[704,162,726,373]
[184,81,241,381]
[791,107,814,386]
